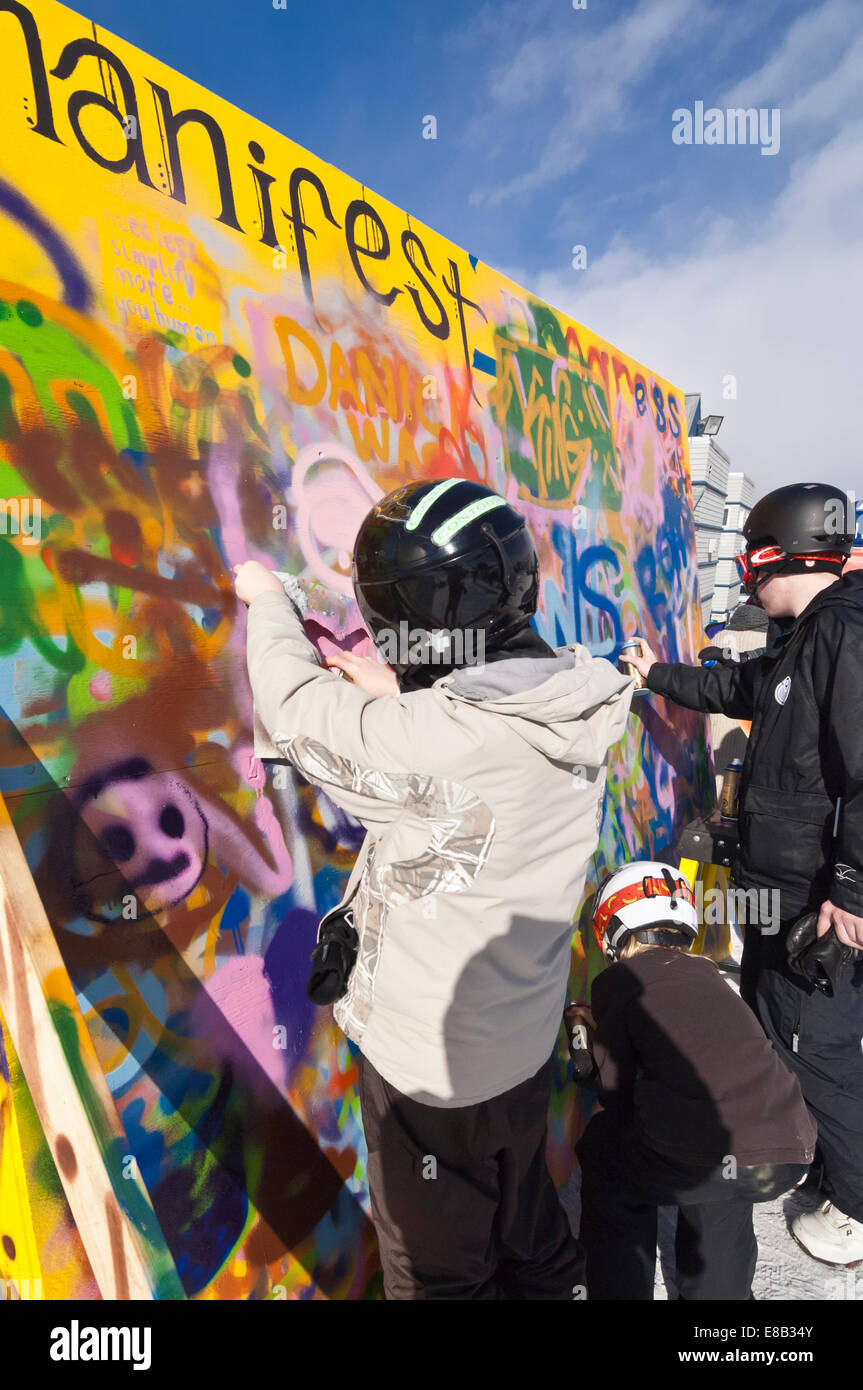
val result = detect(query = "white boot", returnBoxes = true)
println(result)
[792,1201,863,1265]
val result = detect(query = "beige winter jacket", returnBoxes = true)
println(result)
[247,591,634,1106]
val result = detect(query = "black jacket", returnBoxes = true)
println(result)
[647,571,863,922]
[590,949,816,1166]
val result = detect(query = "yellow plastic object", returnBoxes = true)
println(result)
[679,858,737,965]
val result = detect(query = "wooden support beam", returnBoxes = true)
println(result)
[0,791,183,1300]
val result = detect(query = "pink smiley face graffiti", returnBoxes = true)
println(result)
[76,759,209,919]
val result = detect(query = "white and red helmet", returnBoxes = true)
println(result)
[591,860,699,960]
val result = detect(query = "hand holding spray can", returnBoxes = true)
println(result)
[619,636,647,691]
[272,573,352,625]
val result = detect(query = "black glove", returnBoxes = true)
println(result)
[564,1006,599,1087]
[307,908,358,1005]
[570,1028,599,1086]
[786,912,863,996]
[698,644,765,667]
[699,645,738,668]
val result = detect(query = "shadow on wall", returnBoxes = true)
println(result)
[0,705,381,1299]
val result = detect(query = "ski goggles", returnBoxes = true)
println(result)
[736,545,848,594]
[591,873,695,951]
[735,544,786,593]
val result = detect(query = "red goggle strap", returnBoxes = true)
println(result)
[737,546,848,581]
[592,875,695,950]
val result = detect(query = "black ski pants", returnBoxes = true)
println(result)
[577,1108,806,1300]
[741,926,863,1223]
[357,1051,583,1300]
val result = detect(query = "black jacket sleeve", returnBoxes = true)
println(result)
[589,969,638,1119]
[817,613,863,916]
[646,654,762,720]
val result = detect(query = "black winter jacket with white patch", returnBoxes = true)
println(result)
[647,571,863,924]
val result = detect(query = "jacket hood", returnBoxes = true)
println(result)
[437,646,634,764]
[819,569,863,609]
[799,569,863,620]
[396,620,555,691]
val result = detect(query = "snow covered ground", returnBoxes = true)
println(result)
[558,1167,863,1301]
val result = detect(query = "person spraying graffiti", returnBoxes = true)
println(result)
[626,482,863,1267]
[567,861,814,1300]
[234,476,634,1300]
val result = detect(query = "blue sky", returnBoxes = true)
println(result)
[78,0,863,494]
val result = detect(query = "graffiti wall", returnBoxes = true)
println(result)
[0,0,709,1299]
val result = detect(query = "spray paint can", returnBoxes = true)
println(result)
[272,573,351,625]
[619,637,646,690]
[719,759,744,819]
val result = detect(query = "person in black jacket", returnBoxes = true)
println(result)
[567,861,815,1300]
[627,482,863,1266]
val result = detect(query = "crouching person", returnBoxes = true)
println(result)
[234,478,634,1300]
[568,861,816,1300]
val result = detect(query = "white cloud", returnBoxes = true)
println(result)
[722,0,856,110]
[719,0,863,144]
[514,119,863,495]
[784,27,863,127]
[468,0,703,207]
[456,0,863,496]
[476,0,863,497]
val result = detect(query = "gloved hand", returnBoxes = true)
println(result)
[698,644,766,668]
[564,1002,599,1085]
[699,645,739,667]
[786,912,863,996]
[307,908,359,1005]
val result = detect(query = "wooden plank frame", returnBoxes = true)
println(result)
[0,790,183,1300]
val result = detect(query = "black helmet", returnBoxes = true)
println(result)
[737,482,853,596]
[352,477,538,680]
[743,483,855,555]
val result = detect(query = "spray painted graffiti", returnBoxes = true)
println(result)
[0,0,709,1297]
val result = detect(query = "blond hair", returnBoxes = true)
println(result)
[619,932,692,960]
